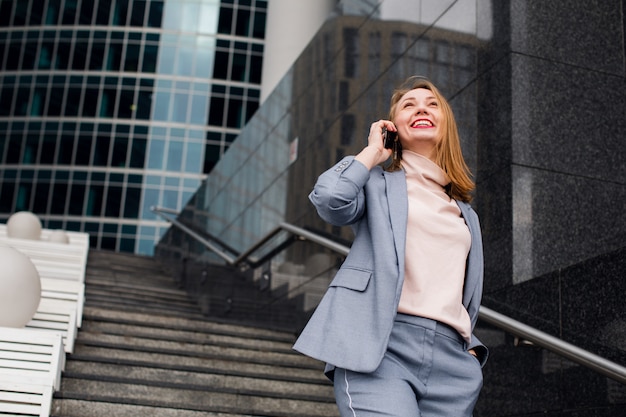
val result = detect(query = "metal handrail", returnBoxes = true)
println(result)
[479,306,626,384]
[152,206,626,385]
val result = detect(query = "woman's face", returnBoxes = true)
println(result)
[393,87,443,160]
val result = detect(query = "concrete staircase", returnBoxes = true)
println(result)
[50,250,337,417]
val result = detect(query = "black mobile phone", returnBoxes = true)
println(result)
[383,128,397,149]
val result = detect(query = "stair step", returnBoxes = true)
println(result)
[52,398,257,417]
[61,361,333,399]
[81,306,298,342]
[72,332,318,369]
[67,346,326,382]
[77,321,297,353]
[55,378,338,416]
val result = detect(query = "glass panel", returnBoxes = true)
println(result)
[185,142,202,173]
[123,187,141,218]
[68,184,86,215]
[147,0,164,27]
[129,138,146,167]
[75,134,92,165]
[217,5,233,34]
[181,2,199,32]
[147,139,165,169]
[124,43,140,71]
[166,141,183,171]
[93,135,110,166]
[198,3,219,34]
[111,0,129,25]
[61,86,79,117]
[235,8,251,36]
[62,0,78,24]
[172,92,188,123]
[78,0,94,24]
[142,44,158,72]
[86,185,104,216]
[189,94,208,124]
[161,0,181,29]
[50,183,68,214]
[130,0,146,26]
[157,45,176,74]
[111,137,128,167]
[105,186,122,217]
[153,91,170,120]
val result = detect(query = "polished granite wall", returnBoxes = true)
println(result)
[155,1,626,415]
[474,0,625,415]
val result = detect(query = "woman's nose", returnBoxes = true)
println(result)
[415,105,428,115]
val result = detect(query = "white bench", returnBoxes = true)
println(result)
[0,327,63,417]
[0,327,64,390]
[25,306,77,354]
[0,231,89,284]
[0,380,54,417]
[40,278,85,328]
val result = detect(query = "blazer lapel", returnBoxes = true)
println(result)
[383,170,408,288]
[456,200,480,309]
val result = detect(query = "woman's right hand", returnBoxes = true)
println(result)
[354,120,396,169]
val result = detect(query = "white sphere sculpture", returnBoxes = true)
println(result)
[6,211,42,240]
[48,230,70,244]
[0,246,41,328]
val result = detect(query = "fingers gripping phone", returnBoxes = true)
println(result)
[382,127,397,149]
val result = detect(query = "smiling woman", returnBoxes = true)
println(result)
[294,75,486,417]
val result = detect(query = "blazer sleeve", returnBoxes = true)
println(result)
[308,156,372,226]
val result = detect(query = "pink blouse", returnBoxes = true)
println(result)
[397,150,472,342]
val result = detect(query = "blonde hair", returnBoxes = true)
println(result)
[386,76,475,202]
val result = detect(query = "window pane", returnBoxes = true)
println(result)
[129,138,146,167]
[68,184,86,215]
[32,182,50,213]
[86,185,104,215]
[185,142,202,172]
[124,43,140,71]
[75,135,92,165]
[40,134,56,164]
[130,0,146,26]
[172,92,188,123]
[89,41,105,69]
[65,87,82,116]
[50,183,68,214]
[57,134,74,164]
[147,139,165,169]
[166,141,183,171]
[111,0,129,25]
[190,94,208,124]
[117,89,134,118]
[94,136,110,166]
[124,187,141,218]
[78,0,94,24]
[147,1,164,27]
[105,186,122,217]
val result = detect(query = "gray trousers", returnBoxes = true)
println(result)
[333,314,483,417]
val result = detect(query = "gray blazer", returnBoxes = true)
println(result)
[293,156,488,375]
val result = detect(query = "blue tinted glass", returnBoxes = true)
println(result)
[147,139,165,169]
[166,141,183,171]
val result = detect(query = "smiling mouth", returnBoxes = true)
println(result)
[411,119,433,127]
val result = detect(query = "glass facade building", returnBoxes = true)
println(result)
[0,0,267,254]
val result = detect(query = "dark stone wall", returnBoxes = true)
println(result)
[475,1,625,414]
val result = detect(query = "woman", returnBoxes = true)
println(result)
[293,76,488,416]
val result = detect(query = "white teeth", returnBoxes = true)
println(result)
[412,120,432,127]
